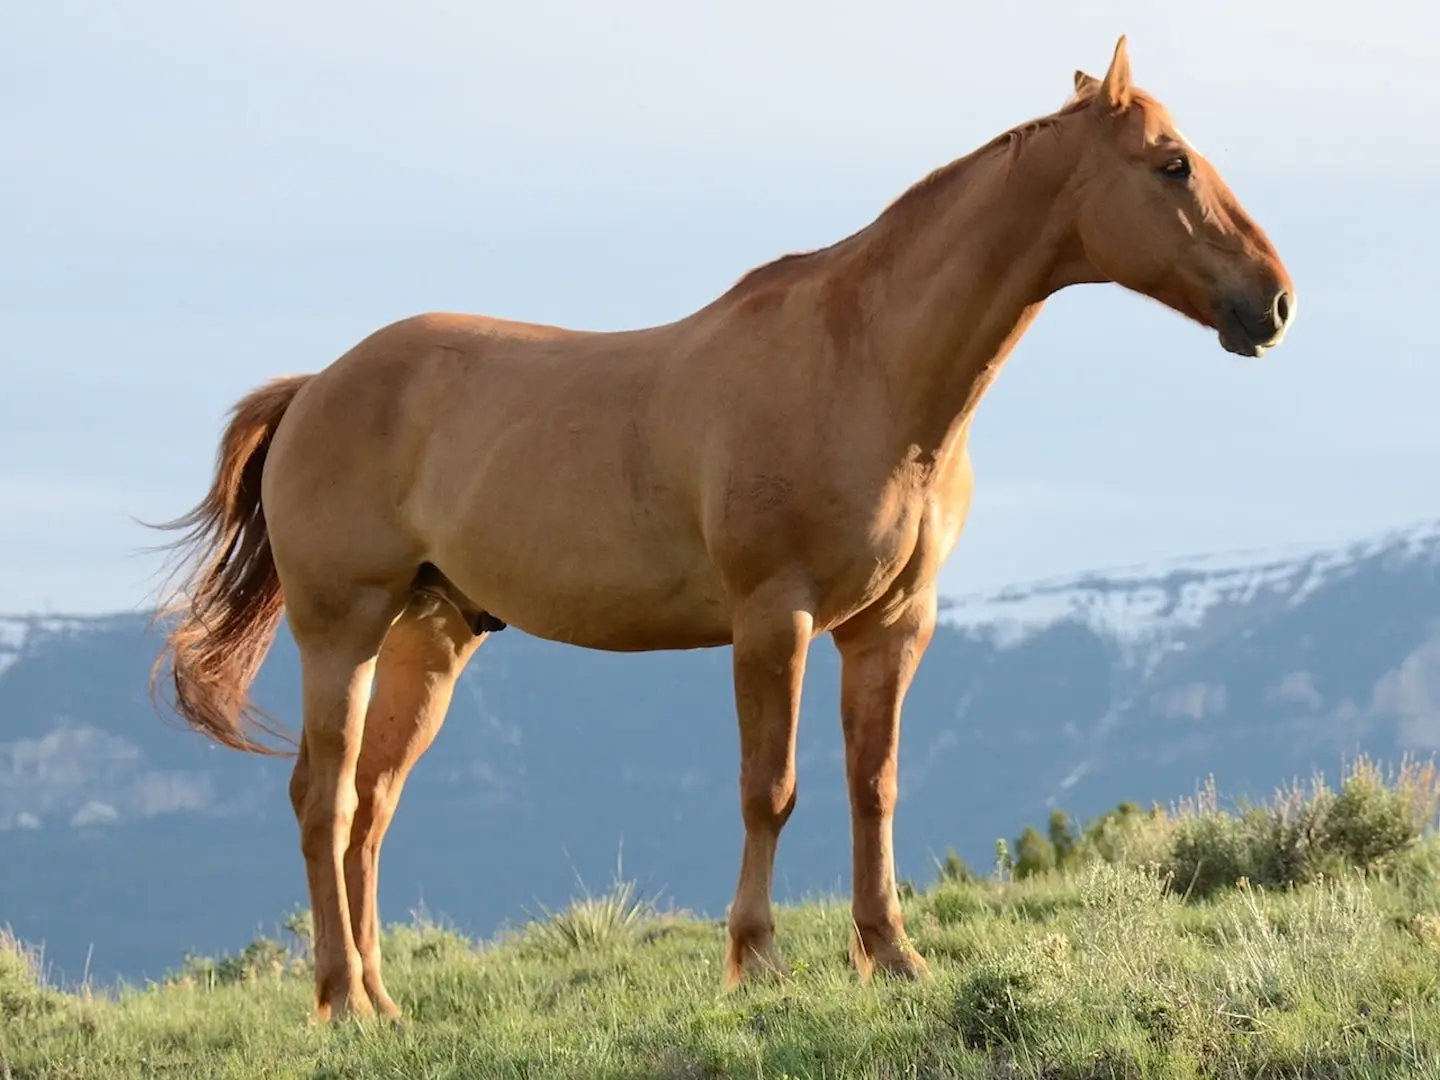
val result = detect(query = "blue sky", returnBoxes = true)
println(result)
[2,0,1437,613]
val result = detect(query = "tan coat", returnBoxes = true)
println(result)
[151,38,1294,1022]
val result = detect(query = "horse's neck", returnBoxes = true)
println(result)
[851,129,1084,460]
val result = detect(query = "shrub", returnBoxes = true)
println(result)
[951,950,1068,1049]
[170,934,302,989]
[1323,755,1440,868]
[982,754,1440,902]
[164,907,317,990]
[1165,806,1262,898]
[525,877,654,954]
[935,847,977,884]
[0,926,62,1020]
[1048,809,1076,864]
[1013,825,1056,880]
[382,907,477,966]
[1163,755,1440,898]
[928,881,988,927]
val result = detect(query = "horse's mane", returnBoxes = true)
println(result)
[722,91,1106,299]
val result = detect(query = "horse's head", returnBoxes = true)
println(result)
[1067,37,1294,357]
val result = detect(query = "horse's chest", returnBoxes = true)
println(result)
[813,495,948,623]
[708,455,972,622]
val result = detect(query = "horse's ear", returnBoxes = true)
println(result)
[1072,70,1101,101]
[1099,35,1133,112]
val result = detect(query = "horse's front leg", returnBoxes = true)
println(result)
[832,590,936,979]
[722,579,814,988]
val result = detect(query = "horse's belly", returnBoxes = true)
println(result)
[459,562,733,651]
[429,493,733,652]
[506,565,733,651]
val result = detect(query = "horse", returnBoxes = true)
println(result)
[150,36,1294,1022]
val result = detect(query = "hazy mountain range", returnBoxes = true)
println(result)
[2,517,1437,986]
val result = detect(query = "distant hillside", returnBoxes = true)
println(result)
[2,518,1437,984]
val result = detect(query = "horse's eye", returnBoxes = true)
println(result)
[1159,155,1192,181]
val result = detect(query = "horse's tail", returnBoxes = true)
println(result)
[148,374,314,756]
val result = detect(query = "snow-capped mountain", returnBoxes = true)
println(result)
[943,517,1440,664]
[0,615,107,680]
[2,518,1437,984]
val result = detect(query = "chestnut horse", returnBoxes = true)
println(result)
[151,38,1293,1022]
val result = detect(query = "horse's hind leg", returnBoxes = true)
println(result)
[343,590,485,1018]
[722,581,814,988]
[286,582,408,1022]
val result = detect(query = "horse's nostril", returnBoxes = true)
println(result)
[1273,291,1291,328]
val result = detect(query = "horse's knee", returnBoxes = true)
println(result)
[847,770,897,821]
[740,776,797,833]
[288,754,309,821]
[292,767,359,860]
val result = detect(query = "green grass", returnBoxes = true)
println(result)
[4,756,1440,1078]
[4,859,1440,1079]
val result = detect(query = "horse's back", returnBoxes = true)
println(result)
[261,309,735,647]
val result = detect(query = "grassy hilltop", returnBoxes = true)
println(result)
[4,756,1440,1080]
